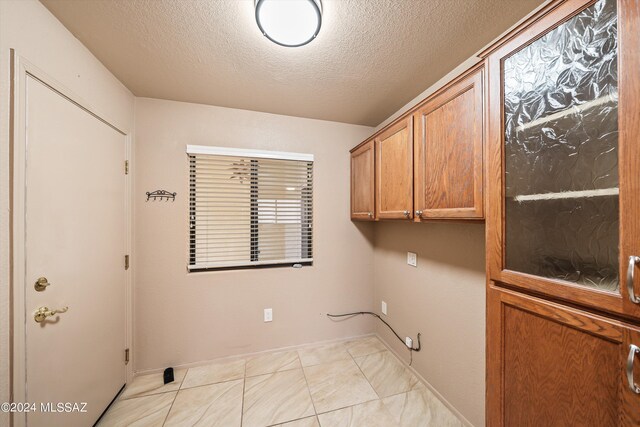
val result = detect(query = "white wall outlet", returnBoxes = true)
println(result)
[407,252,417,267]
[405,336,413,348]
[264,308,273,322]
[381,301,388,316]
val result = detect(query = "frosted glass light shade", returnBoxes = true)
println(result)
[255,0,322,47]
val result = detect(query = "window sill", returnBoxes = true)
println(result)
[187,261,313,273]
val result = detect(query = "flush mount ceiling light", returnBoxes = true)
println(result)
[255,0,322,47]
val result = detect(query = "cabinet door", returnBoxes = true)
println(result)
[487,284,640,427]
[375,117,413,220]
[486,0,640,321]
[350,140,375,220]
[414,67,484,219]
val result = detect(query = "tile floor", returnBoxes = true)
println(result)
[98,336,463,427]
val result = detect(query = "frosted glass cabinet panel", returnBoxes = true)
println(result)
[503,0,620,292]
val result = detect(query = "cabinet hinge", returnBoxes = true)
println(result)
[125,160,129,175]
[125,348,130,365]
[124,254,130,270]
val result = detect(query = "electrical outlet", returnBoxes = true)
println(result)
[405,336,413,348]
[407,252,417,267]
[381,301,387,315]
[264,308,273,322]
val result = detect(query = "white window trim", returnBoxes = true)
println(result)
[188,258,313,272]
[186,144,314,162]
[188,146,314,271]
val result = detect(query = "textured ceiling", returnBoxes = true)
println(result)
[41,0,544,126]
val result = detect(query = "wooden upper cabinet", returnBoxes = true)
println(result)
[349,63,487,223]
[487,285,640,427]
[375,117,413,220]
[485,0,640,321]
[350,139,375,220]
[413,67,484,219]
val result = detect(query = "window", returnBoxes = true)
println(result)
[187,145,313,271]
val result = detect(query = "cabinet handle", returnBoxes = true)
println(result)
[627,344,640,394]
[367,212,373,218]
[403,210,410,217]
[627,256,640,304]
[415,210,423,217]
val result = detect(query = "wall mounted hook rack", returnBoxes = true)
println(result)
[146,190,176,202]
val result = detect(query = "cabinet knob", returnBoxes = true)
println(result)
[415,210,423,217]
[627,256,640,304]
[403,210,410,217]
[367,212,373,218]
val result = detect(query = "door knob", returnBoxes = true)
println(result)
[34,277,50,292]
[34,306,68,323]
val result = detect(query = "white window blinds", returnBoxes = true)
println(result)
[187,145,313,271]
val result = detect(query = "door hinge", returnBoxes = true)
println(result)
[125,160,129,175]
[124,254,130,270]
[125,348,130,365]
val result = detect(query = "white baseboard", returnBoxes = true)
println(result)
[134,332,376,376]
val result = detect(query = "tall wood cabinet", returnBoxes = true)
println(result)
[485,0,640,424]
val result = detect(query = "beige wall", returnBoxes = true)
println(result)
[373,222,486,426]
[370,56,488,427]
[1,3,555,425]
[0,0,134,421]
[134,97,375,372]
[368,46,487,427]
[368,5,555,425]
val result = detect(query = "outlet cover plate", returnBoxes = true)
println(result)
[407,252,417,267]
[264,308,273,322]
[381,301,387,315]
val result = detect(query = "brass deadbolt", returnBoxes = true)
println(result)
[34,277,50,292]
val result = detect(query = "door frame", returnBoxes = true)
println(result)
[10,51,133,427]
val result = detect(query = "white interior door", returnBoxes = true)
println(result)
[24,75,127,426]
